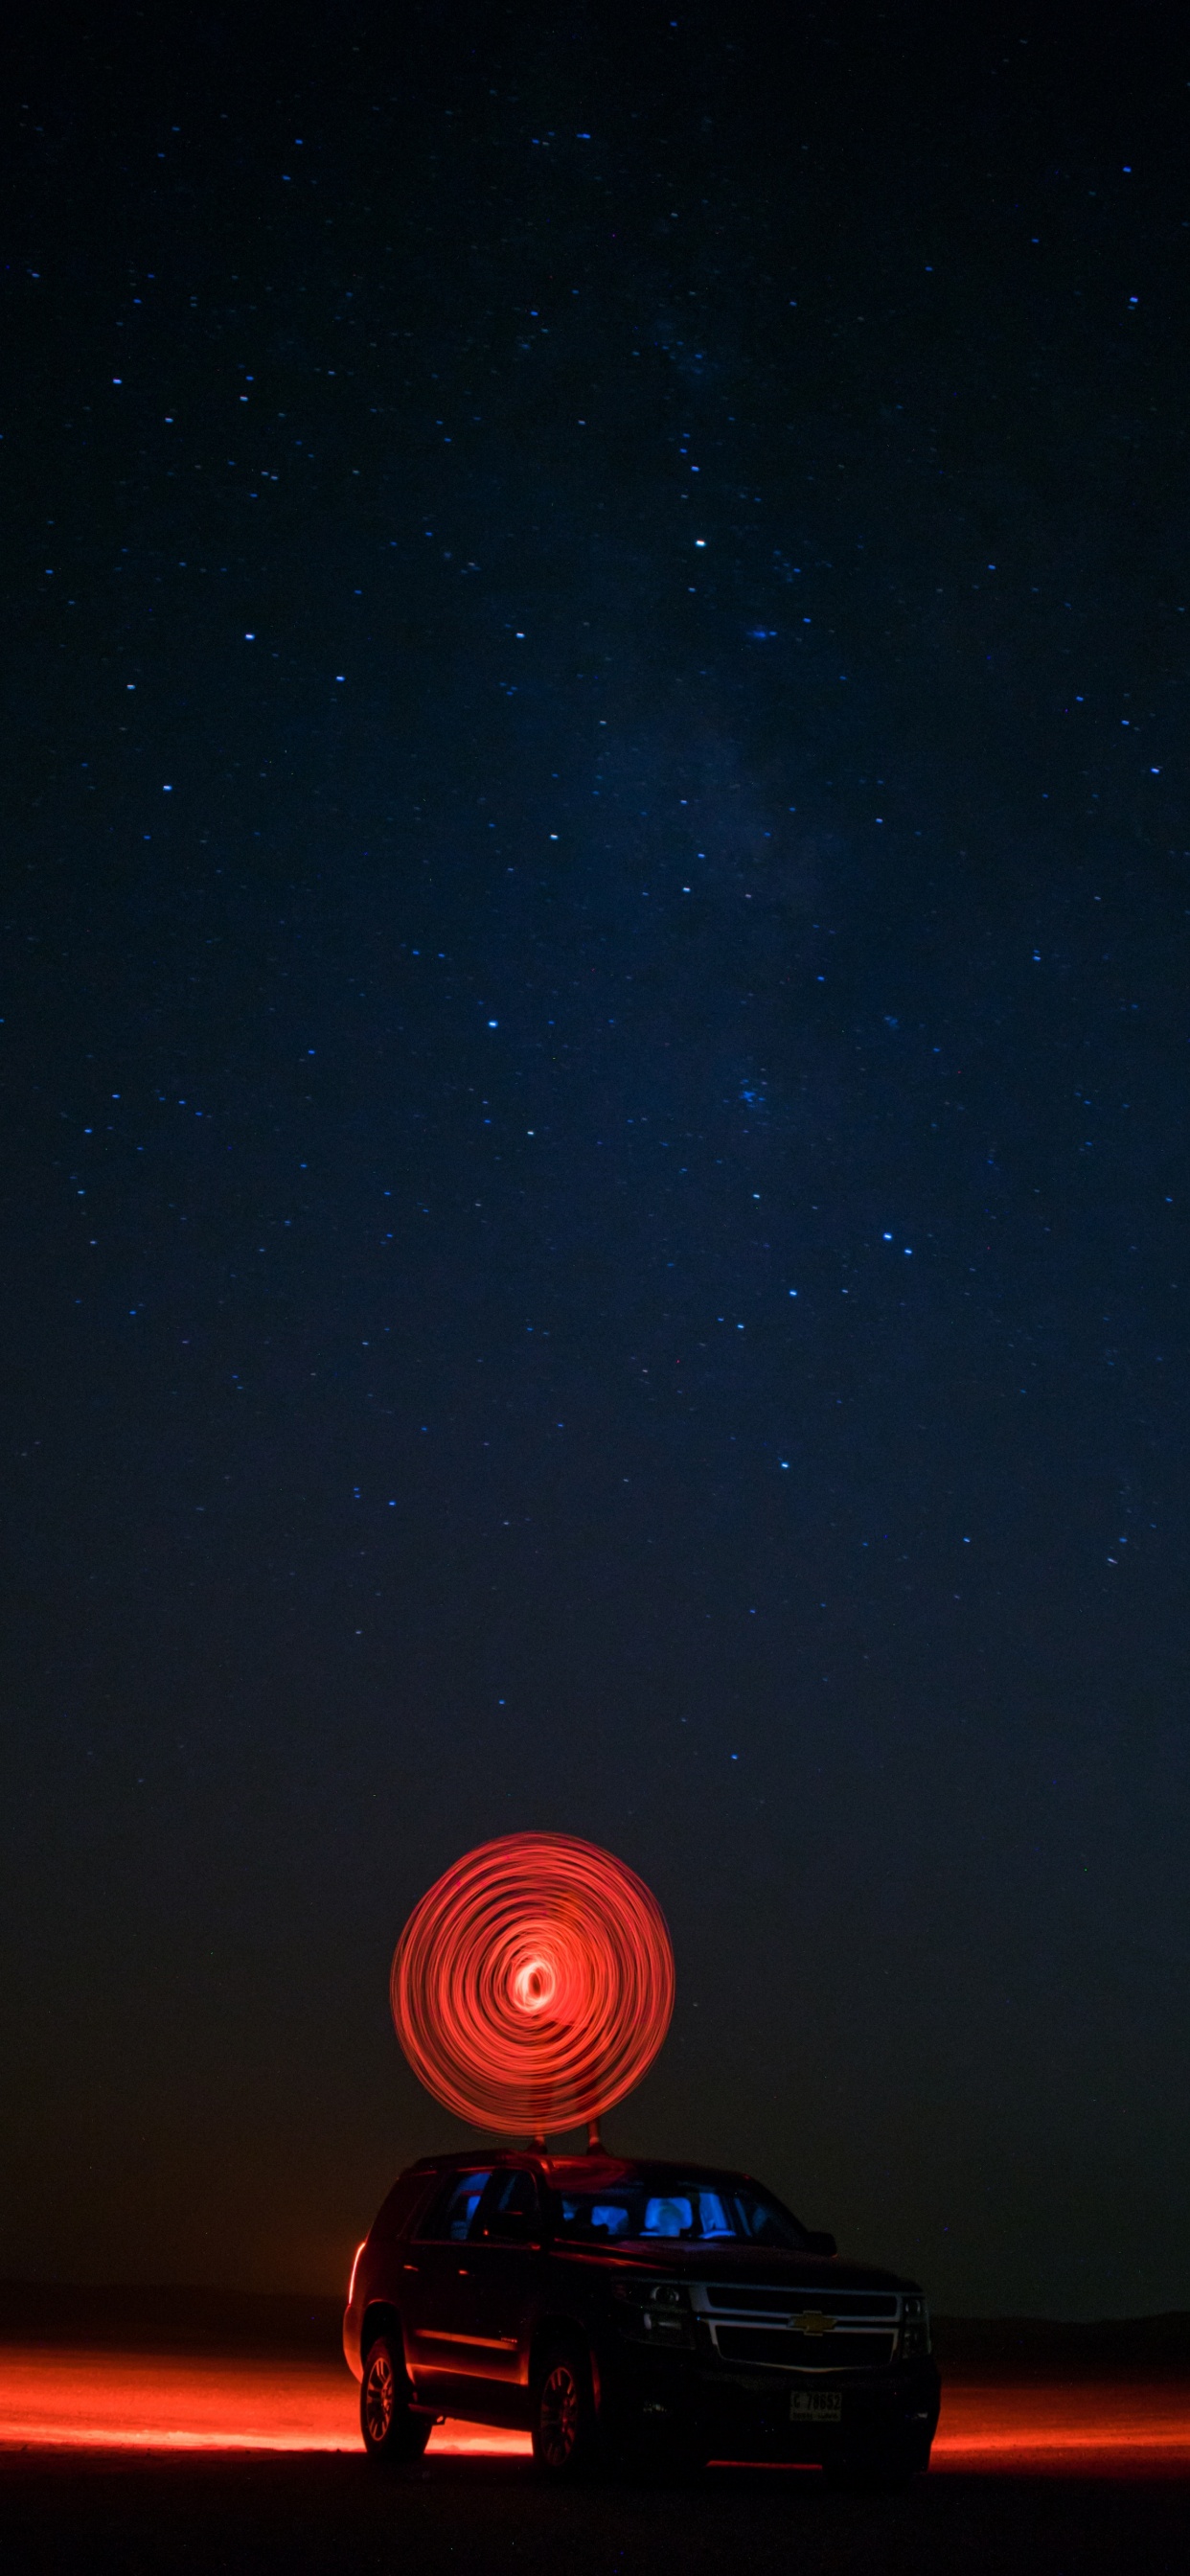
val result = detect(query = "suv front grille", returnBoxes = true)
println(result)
[694,2285,902,2374]
[713,2323,896,2371]
[702,2287,898,2320]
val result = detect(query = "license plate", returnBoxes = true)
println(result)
[790,2390,842,2423]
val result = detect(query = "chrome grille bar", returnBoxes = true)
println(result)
[690,2284,906,2371]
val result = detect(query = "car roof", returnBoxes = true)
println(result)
[403,2149,755,2188]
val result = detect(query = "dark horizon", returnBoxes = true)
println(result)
[2,1,1188,2327]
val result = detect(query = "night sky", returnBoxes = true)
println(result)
[3,4,1188,2325]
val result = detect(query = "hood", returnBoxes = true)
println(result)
[571,2240,920,2296]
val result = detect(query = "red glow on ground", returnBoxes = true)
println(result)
[931,2381,1190,2474]
[0,2349,531,2456]
[1,2352,1188,2473]
[0,2351,358,2453]
[391,1831,675,2132]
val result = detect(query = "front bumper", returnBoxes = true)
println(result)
[602,2339,941,2462]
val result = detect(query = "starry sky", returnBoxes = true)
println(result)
[3,3,1188,2322]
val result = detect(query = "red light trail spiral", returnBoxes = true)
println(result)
[390,1833,675,2133]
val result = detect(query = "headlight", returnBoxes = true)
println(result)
[611,2280,695,2343]
[900,2295,930,2356]
[611,2279,691,2309]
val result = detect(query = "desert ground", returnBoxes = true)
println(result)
[1,2288,1186,2573]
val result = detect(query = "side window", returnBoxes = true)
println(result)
[476,2168,540,2242]
[555,2195,630,2242]
[372,2171,440,2243]
[588,2202,630,2239]
[415,2168,493,2243]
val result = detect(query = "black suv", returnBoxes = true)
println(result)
[344,2150,939,2487]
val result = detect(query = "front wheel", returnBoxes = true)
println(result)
[531,2341,599,2479]
[360,2334,432,2465]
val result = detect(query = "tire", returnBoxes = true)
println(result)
[531,2339,600,2479]
[360,2332,432,2465]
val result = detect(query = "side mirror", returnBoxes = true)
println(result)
[804,2230,836,2257]
[483,2212,539,2245]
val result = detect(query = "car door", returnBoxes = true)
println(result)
[401,2166,493,2402]
[460,2167,547,2390]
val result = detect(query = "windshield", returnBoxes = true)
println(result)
[550,2174,808,2249]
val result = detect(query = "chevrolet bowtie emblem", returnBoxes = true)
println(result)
[793,2311,835,2336]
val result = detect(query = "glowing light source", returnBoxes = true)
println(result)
[390,1831,675,2133]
